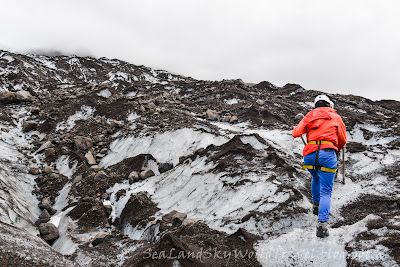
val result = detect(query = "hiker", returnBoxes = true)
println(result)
[292,95,347,238]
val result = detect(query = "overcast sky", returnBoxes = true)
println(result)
[1,0,399,101]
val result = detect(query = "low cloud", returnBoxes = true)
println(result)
[24,47,94,58]
[0,0,399,101]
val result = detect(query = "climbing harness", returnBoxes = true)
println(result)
[307,141,333,145]
[302,141,337,173]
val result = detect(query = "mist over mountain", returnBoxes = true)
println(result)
[0,50,399,266]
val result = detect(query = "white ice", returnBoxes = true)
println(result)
[255,215,379,267]
[298,102,314,108]
[0,54,15,62]
[100,119,397,266]
[108,71,131,82]
[100,58,120,66]
[127,112,140,121]
[53,183,72,215]
[240,136,268,150]
[348,124,397,146]
[32,55,58,70]
[51,206,92,255]
[126,91,137,97]
[51,206,112,256]
[107,155,307,235]
[122,221,159,241]
[56,155,78,178]
[0,121,40,234]
[97,89,112,98]
[100,128,228,168]
[53,156,77,214]
[210,121,304,159]
[224,98,240,105]
[343,105,367,114]
[142,72,160,83]
[349,245,398,266]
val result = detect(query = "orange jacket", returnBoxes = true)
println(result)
[292,107,347,156]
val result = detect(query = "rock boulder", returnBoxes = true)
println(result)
[162,210,187,227]
[128,171,140,183]
[140,169,155,180]
[74,136,93,150]
[38,223,59,244]
[15,90,33,102]
[158,163,173,174]
[206,109,219,121]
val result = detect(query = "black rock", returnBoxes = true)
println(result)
[158,162,173,173]
[34,209,51,226]
[22,121,38,132]
[91,232,110,246]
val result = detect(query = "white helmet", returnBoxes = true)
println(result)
[314,94,334,109]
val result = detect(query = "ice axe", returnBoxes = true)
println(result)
[341,146,345,184]
[301,136,306,145]
[295,113,306,145]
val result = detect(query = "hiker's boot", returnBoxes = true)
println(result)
[316,221,329,238]
[313,202,319,216]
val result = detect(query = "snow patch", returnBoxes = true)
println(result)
[343,105,367,114]
[127,112,140,121]
[56,155,78,178]
[126,91,137,97]
[298,102,314,108]
[56,105,95,131]
[349,124,397,146]
[108,71,130,82]
[33,56,58,70]
[97,89,112,98]
[224,98,240,105]
[1,55,15,62]
[142,72,160,83]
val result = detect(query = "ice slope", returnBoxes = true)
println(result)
[1,50,398,265]
[0,105,84,261]
[102,121,399,265]
[1,106,397,266]
[0,221,77,266]
[0,113,40,234]
[1,121,396,265]
[104,129,281,231]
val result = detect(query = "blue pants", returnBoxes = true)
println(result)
[304,149,337,222]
